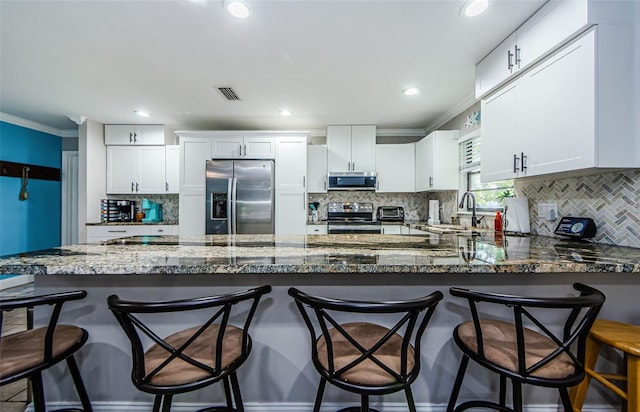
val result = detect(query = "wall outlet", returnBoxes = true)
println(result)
[538,202,558,221]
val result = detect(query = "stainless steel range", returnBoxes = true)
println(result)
[327,202,381,234]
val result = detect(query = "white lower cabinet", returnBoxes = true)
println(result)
[381,225,403,235]
[86,225,178,243]
[306,224,328,235]
[409,227,429,235]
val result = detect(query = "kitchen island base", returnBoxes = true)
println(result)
[31,273,632,412]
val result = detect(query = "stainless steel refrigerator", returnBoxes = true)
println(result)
[205,160,275,234]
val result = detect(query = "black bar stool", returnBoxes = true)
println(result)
[108,285,271,412]
[0,290,93,412]
[447,283,605,412]
[289,287,443,412]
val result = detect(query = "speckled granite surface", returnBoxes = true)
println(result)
[1,233,639,275]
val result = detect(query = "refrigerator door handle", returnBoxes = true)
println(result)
[227,177,233,234]
[231,177,238,234]
[210,193,214,221]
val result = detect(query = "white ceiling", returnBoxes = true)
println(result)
[0,0,546,134]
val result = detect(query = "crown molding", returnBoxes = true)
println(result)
[377,129,425,137]
[0,112,78,138]
[424,92,478,134]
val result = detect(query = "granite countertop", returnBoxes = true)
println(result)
[1,233,639,275]
[86,221,178,226]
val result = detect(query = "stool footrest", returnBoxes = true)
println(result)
[585,369,628,400]
[454,400,514,412]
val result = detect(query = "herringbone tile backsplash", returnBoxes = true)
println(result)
[515,170,640,248]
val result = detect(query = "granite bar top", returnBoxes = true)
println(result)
[1,233,639,275]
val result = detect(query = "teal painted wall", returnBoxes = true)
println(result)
[0,121,62,256]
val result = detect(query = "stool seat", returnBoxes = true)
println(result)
[570,319,640,412]
[586,319,640,356]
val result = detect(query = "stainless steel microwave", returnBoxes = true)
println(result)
[327,172,377,191]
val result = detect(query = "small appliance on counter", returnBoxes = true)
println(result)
[554,216,597,240]
[427,200,440,225]
[100,199,135,223]
[141,198,163,223]
[376,206,405,222]
[503,197,530,234]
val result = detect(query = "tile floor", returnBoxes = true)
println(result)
[1,283,35,412]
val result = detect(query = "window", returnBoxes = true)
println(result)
[459,133,513,211]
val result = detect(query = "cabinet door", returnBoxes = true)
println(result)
[107,146,137,194]
[104,125,135,145]
[475,32,518,98]
[276,191,306,235]
[135,125,165,145]
[307,145,327,193]
[350,125,376,171]
[275,137,307,190]
[375,144,415,192]
[244,137,275,159]
[212,137,243,158]
[480,82,524,182]
[431,131,459,191]
[179,192,205,236]
[381,225,402,235]
[327,125,352,171]
[181,137,211,192]
[137,146,166,194]
[165,145,180,193]
[414,137,433,192]
[525,31,595,176]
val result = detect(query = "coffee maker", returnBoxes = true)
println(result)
[141,198,163,223]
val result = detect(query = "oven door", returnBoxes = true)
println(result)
[327,222,382,234]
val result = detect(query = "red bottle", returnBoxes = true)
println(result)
[494,211,503,232]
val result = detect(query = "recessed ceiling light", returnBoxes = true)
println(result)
[223,0,250,19]
[402,87,420,96]
[279,109,292,116]
[135,110,151,117]
[462,0,489,17]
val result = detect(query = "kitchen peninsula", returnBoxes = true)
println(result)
[1,233,639,411]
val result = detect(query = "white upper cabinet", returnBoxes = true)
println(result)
[107,146,166,194]
[481,25,638,182]
[104,124,165,145]
[165,145,180,194]
[179,136,211,192]
[415,131,459,192]
[327,125,376,172]
[375,143,415,193]
[307,145,328,193]
[211,136,275,159]
[475,0,602,99]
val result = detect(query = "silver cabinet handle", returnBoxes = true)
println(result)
[135,182,139,192]
[303,176,305,188]
[108,230,127,233]
[507,49,514,70]
[514,45,521,67]
[323,180,326,191]
[157,229,163,233]
[429,176,433,187]
[521,152,527,172]
[348,161,351,171]
[166,182,169,191]
[131,182,135,192]
[513,154,519,173]
[133,132,137,143]
[352,161,355,171]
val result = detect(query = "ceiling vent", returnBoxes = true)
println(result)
[217,87,241,101]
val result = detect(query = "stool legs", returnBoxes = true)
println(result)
[629,353,639,412]
[447,354,469,412]
[570,333,602,411]
[67,355,93,411]
[313,378,326,412]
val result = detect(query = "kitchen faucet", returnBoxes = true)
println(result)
[459,191,478,228]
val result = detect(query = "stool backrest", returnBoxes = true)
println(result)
[289,288,443,389]
[107,285,271,390]
[450,282,605,384]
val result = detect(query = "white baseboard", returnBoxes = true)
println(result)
[26,401,618,412]
[0,274,33,290]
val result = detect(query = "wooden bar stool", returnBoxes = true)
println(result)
[569,319,640,412]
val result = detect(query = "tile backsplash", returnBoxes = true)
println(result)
[107,194,179,222]
[308,192,429,221]
[515,169,640,248]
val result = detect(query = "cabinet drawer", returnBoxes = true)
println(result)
[306,225,327,235]
[147,225,178,236]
